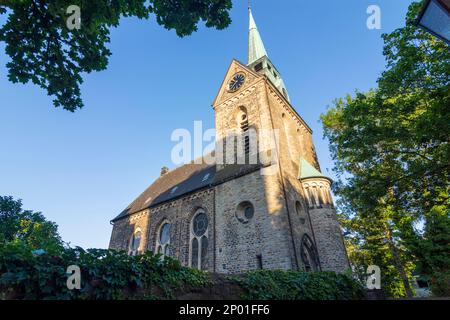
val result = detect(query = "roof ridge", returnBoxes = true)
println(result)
[156,152,216,179]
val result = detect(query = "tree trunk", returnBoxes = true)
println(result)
[386,228,414,298]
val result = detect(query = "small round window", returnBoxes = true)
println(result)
[193,212,208,237]
[236,201,255,224]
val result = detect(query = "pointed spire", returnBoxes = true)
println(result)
[246,6,291,103]
[248,7,268,65]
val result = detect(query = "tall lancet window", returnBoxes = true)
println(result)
[300,234,320,272]
[129,229,142,256]
[307,187,318,208]
[238,107,250,155]
[156,222,171,258]
[190,209,209,270]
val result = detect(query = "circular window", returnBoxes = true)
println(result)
[236,202,255,224]
[193,212,208,237]
[159,223,171,244]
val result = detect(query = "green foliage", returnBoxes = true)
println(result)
[0,242,209,300]
[0,196,363,300]
[230,270,364,300]
[0,243,363,300]
[0,0,232,111]
[415,205,450,296]
[0,196,63,253]
[320,1,449,297]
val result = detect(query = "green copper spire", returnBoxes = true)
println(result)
[248,7,268,65]
[247,7,291,102]
[298,158,331,182]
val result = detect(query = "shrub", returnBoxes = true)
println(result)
[428,271,450,297]
[0,241,208,300]
[0,242,364,300]
[231,270,364,300]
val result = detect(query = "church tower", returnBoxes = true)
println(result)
[212,7,349,273]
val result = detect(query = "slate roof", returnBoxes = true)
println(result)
[111,157,261,223]
[112,156,331,223]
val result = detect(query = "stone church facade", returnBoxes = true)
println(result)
[109,9,349,274]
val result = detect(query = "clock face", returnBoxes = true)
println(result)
[228,73,246,92]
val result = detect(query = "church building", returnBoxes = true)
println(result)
[109,8,349,274]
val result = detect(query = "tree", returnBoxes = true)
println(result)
[321,1,449,297]
[0,0,232,111]
[0,196,63,252]
[415,204,450,296]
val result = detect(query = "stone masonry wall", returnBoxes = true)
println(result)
[109,189,215,272]
[308,205,349,272]
[265,83,320,270]
[265,82,348,273]
[215,170,295,274]
[146,188,215,272]
[213,68,297,274]
[109,210,150,253]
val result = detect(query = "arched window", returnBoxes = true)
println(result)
[237,107,250,154]
[326,189,333,206]
[156,222,171,257]
[318,186,325,207]
[300,234,320,272]
[304,182,333,209]
[320,187,330,205]
[307,188,317,208]
[295,201,306,225]
[190,209,209,270]
[129,229,142,256]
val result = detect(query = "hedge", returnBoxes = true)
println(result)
[0,241,364,300]
[230,270,364,300]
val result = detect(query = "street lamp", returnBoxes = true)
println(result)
[416,0,450,45]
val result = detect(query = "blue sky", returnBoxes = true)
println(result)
[0,0,415,248]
